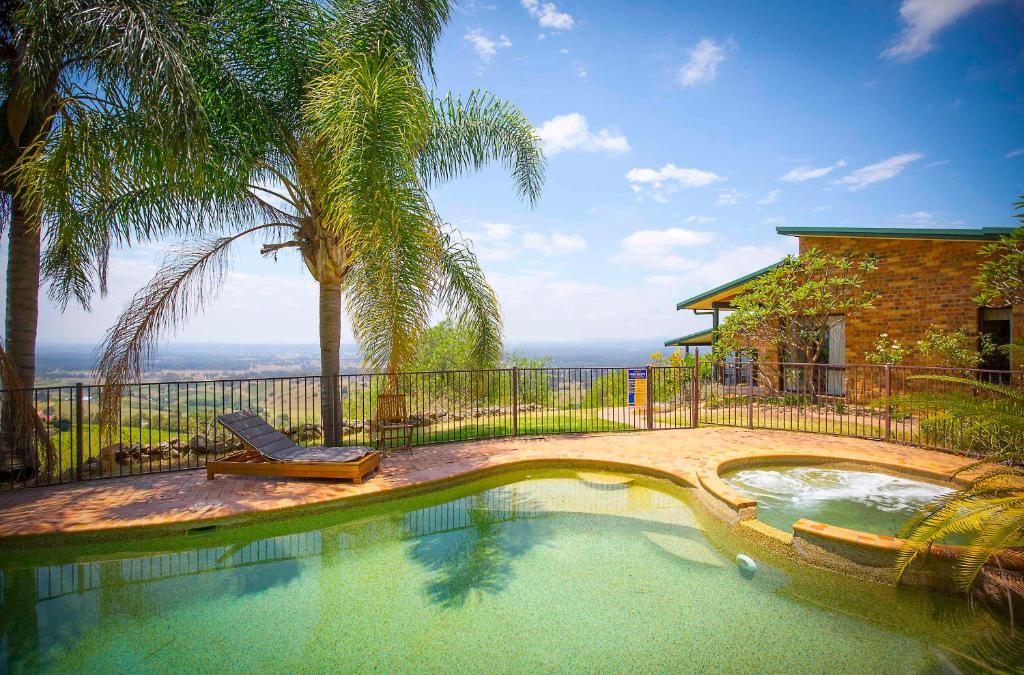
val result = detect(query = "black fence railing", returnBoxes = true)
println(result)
[0,359,1016,489]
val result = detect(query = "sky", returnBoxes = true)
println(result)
[6,0,1024,348]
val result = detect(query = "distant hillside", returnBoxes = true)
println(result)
[34,339,691,385]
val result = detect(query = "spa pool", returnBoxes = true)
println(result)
[0,469,1005,672]
[722,463,955,536]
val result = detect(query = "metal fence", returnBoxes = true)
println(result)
[0,359,1016,489]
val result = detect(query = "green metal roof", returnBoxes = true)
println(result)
[664,329,714,347]
[776,226,1016,241]
[674,261,784,311]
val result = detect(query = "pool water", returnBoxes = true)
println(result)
[0,469,1005,672]
[722,464,955,536]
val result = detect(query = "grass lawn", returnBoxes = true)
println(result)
[27,424,188,480]
[343,410,636,448]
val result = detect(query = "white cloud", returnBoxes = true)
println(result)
[882,0,987,60]
[762,217,787,225]
[892,210,963,226]
[780,160,847,183]
[621,228,716,254]
[833,152,925,191]
[463,29,512,62]
[895,210,935,224]
[635,243,793,292]
[466,223,585,260]
[1006,147,1024,159]
[522,232,587,256]
[481,222,513,240]
[569,60,588,79]
[625,163,725,202]
[677,38,731,86]
[537,113,629,156]
[715,189,743,206]
[464,222,518,261]
[521,0,574,30]
[756,189,782,205]
[615,228,716,272]
[681,215,716,225]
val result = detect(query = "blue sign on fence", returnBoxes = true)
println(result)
[627,369,647,407]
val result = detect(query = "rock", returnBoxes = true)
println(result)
[189,435,209,453]
[83,456,103,476]
[98,444,119,469]
[287,423,321,443]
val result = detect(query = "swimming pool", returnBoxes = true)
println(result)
[0,469,1003,672]
[722,463,955,536]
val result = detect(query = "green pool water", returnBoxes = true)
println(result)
[0,469,1009,672]
[722,464,955,536]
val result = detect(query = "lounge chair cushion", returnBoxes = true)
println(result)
[269,445,377,463]
[217,410,375,463]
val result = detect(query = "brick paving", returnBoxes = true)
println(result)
[0,427,975,540]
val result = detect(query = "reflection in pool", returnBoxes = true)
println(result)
[723,464,955,536]
[0,469,1006,672]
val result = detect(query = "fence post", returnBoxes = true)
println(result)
[75,382,84,481]
[645,365,654,430]
[342,372,350,446]
[692,352,700,428]
[747,362,754,429]
[511,367,519,436]
[884,365,891,443]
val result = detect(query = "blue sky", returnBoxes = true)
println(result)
[12,0,1024,347]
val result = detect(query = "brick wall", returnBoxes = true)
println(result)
[798,236,1006,367]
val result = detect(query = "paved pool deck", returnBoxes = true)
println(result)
[0,427,974,541]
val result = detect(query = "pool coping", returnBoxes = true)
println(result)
[0,426,1015,590]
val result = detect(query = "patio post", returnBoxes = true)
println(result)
[884,365,891,442]
[75,382,84,481]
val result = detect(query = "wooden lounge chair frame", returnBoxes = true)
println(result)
[208,410,380,483]
[375,393,414,456]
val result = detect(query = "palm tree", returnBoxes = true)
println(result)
[96,0,545,444]
[0,0,250,470]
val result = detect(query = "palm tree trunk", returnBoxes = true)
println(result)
[319,281,342,446]
[2,194,40,471]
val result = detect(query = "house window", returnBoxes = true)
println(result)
[979,307,1011,373]
[722,349,758,386]
[780,317,845,395]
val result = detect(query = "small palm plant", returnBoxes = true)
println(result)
[893,379,1024,588]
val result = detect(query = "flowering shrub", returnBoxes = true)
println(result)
[864,333,910,365]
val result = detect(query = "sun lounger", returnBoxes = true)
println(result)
[207,410,380,483]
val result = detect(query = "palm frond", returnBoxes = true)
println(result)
[420,90,545,206]
[892,371,1024,591]
[96,222,296,434]
[431,228,502,368]
[333,0,453,80]
[24,0,208,128]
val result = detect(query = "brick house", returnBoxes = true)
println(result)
[666,226,1019,376]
